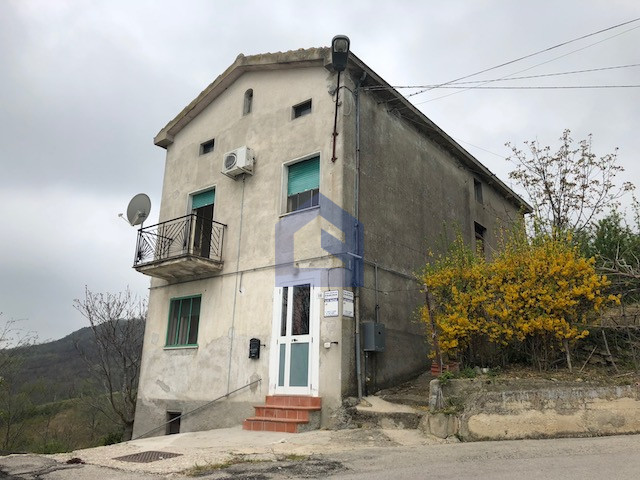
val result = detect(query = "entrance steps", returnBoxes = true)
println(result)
[243,395,322,433]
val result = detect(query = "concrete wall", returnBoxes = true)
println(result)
[340,69,522,393]
[425,378,640,441]
[134,65,353,437]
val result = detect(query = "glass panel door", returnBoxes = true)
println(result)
[276,284,311,393]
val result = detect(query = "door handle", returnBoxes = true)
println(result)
[292,338,298,342]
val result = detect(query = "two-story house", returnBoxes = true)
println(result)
[131,40,529,437]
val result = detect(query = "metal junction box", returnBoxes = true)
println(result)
[362,322,385,352]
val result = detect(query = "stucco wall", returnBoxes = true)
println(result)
[340,69,522,392]
[134,65,354,437]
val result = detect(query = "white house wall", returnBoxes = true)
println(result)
[133,65,351,437]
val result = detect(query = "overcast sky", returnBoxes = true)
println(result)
[1,0,638,341]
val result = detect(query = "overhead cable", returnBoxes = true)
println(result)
[403,17,640,99]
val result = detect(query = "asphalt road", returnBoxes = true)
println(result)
[328,434,640,480]
[1,434,639,479]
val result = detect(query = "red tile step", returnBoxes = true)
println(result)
[243,395,322,433]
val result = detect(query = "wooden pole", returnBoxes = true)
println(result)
[563,338,573,372]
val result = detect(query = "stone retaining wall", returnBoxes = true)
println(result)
[422,377,640,441]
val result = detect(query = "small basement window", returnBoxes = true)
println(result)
[474,179,483,204]
[166,412,181,435]
[292,99,312,119]
[200,139,215,155]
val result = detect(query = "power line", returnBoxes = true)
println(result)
[415,84,640,90]
[368,63,640,89]
[403,17,640,99]
[414,25,640,104]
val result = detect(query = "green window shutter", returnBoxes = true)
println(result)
[288,157,319,196]
[192,189,215,209]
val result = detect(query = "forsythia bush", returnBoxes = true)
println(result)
[421,232,618,369]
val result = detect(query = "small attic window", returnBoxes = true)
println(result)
[200,139,215,155]
[293,99,312,119]
[243,89,253,115]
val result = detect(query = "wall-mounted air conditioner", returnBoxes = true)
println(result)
[222,146,254,178]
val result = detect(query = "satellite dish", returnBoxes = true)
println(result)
[126,193,151,227]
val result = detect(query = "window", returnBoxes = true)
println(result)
[286,157,319,212]
[474,222,486,257]
[166,295,201,346]
[243,89,253,115]
[191,189,215,258]
[200,139,215,155]
[166,412,181,435]
[473,179,483,204]
[292,99,312,119]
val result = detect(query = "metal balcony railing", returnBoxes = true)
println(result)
[134,214,226,267]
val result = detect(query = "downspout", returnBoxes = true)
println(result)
[374,263,379,324]
[354,71,366,400]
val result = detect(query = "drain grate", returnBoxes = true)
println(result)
[114,450,183,463]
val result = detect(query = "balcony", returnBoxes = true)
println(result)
[133,214,226,281]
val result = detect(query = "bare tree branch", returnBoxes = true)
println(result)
[73,287,146,441]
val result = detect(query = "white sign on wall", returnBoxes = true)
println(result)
[324,290,339,317]
[343,290,354,317]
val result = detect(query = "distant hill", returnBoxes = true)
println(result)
[0,321,144,453]
[8,320,143,404]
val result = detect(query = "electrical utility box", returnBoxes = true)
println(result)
[362,322,385,352]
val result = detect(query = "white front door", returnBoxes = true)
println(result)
[270,283,319,395]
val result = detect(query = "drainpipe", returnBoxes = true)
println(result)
[354,71,366,401]
[374,263,379,324]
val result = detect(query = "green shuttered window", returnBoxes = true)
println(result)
[287,157,319,212]
[192,189,215,209]
[288,157,319,196]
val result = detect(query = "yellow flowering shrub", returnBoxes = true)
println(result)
[421,232,618,369]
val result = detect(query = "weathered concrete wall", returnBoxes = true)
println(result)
[340,68,522,392]
[425,378,640,441]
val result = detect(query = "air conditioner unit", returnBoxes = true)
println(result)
[222,146,254,178]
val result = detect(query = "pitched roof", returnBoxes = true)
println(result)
[154,47,531,213]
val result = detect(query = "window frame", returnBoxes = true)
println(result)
[283,155,321,214]
[292,99,312,119]
[165,295,202,348]
[243,89,253,115]
[473,178,483,204]
[199,138,215,155]
[474,222,487,257]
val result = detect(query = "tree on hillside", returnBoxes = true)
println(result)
[506,129,633,236]
[0,316,37,451]
[73,288,146,441]
[579,204,640,306]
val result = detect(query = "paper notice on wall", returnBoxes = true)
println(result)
[324,290,339,317]
[343,290,354,317]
